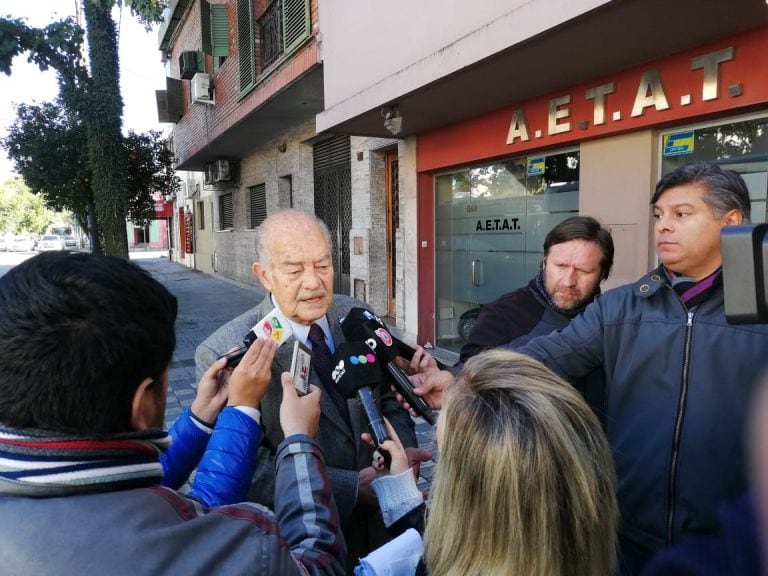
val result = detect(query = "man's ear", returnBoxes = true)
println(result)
[252,262,273,291]
[724,209,743,226]
[131,377,158,431]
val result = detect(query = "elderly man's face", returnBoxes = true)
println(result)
[542,239,604,310]
[653,183,741,279]
[254,221,334,325]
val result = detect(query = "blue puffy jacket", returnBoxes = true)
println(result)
[162,407,261,506]
[517,266,768,571]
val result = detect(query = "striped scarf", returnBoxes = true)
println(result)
[0,425,170,497]
[665,267,722,308]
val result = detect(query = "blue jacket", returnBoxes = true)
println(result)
[642,493,760,576]
[162,407,260,506]
[517,266,768,568]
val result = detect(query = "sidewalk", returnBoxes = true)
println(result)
[135,254,436,492]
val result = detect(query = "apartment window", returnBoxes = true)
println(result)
[218,193,233,230]
[197,200,205,230]
[249,184,267,228]
[238,0,310,95]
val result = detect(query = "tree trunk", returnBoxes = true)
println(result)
[83,0,128,258]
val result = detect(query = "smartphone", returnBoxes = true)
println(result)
[290,340,313,396]
[218,308,294,368]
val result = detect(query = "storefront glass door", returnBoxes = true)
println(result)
[434,150,579,352]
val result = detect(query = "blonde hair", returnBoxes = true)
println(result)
[424,350,618,576]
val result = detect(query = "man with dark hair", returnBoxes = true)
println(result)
[458,215,614,364]
[454,216,613,417]
[0,252,345,575]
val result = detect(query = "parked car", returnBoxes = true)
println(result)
[37,235,66,251]
[63,235,78,249]
[8,236,35,252]
[0,236,7,252]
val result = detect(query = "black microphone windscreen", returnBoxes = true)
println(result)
[340,309,400,363]
[339,307,377,339]
[331,341,381,399]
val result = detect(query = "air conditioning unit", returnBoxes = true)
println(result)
[214,160,231,182]
[191,73,214,105]
[179,51,202,80]
[204,163,216,185]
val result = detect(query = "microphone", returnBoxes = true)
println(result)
[340,308,437,425]
[331,341,391,466]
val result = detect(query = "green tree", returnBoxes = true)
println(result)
[2,100,179,236]
[2,101,92,234]
[0,177,65,235]
[0,0,166,257]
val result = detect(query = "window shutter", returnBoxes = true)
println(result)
[210,4,230,57]
[282,0,309,54]
[237,0,255,93]
[166,77,183,121]
[219,193,234,230]
[249,184,267,228]
[200,0,212,54]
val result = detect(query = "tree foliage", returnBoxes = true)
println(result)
[2,100,179,233]
[2,102,91,232]
[0,177,66,235]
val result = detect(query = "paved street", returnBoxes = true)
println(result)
[132,253,437,492]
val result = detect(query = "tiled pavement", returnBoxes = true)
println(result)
[133,252,438,492]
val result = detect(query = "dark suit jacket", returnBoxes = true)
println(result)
[195,293,418,556]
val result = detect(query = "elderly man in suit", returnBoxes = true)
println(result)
[196,209,422,568]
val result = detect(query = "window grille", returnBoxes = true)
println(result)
[249,184,267,228]
[218,193,233,230]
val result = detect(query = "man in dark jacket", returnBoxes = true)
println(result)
[456,216,613,416]
[458,216,614,364]
[0,252,345,575]
[515,161,768,574]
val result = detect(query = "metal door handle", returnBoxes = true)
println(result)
[471,259,481,286]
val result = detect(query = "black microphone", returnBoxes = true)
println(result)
[331,341,391,466]
[341,308,448,370]
[340,308,437,425]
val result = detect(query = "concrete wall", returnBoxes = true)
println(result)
[190,173,215,275]
[579,130,659,289]
[211,121,316,285]
[398,136,419,340]
[317,0,609,129]
[349,136,398,313]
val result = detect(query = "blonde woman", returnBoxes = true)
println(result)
[359,349,618,576]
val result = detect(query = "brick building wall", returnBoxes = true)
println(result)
[167,0,320,167]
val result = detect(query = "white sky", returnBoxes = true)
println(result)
[0,0,168,181]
